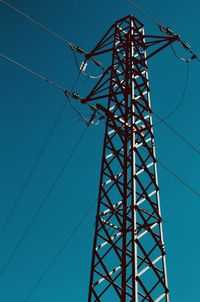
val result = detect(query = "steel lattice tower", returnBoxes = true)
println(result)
[82,15,178,302]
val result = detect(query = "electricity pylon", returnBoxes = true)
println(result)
[82,15,178,302]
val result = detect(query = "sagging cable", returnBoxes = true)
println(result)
[64,90,104,126]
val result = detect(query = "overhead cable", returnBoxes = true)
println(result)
[126,0,162,26]
[0,68,83,237]
[126,0,200,63]
[71,44,104,79]
[21,149,200,302]
[0,99,68,237]
[0,51,100,126]
[0,0,70,44]
[65,94,91,124]
[0,125,89,277]
[157,159,200,197]
[0,0,103,74]
[22,199,96,302]
[0,52,66,92]
[153,111,200,156]
[154,62,190,125]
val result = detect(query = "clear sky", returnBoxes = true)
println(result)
[0,0,200,301]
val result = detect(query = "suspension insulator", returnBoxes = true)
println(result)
[92,58,102,67]
[72,92,81,100]
[76,46,87,54]
[159,25,175,36]
[89,104,97,112]
[166,27,174,35]
[182,41,191,50]
[80,61,88,72]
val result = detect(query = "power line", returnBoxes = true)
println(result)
[0,52,66,92]
[21,150,200,302]
[0,51,103,110]
[0,50,99,120]
[22,199,96,302]
[0,125,89,277]
[66,94,101,126]
[0,99,68,237]
[0,50,84,236]
[157,159,200,198]
[0,67,83,237]
[0,0,70,44]
[126,0,200,62]
[0,0,103,73]
[153,111,200,155]
[168,44,190,63]
[1,2,199,290]
[72,50,103,80]
[154,62,190,125]
[126,0,162,26]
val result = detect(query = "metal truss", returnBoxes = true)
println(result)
[83,15,178,302]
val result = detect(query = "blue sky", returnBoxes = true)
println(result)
[0,0,200,301]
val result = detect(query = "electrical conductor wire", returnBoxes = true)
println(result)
[0,0,104,77]
[126,0,162,26]
[0,52,66,92]
[153,111,200,155]
[0,4,200,290]
[0,0,69,44]
[21,147,200,302]
[157,159,200,197]
[22,199,96,302]
[154,62,190,125]
[0,99,68,237]
[0,48,86,236]
[126,0,200,62]
[0,125,89,277]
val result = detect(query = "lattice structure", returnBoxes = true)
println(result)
[82,15,178,302]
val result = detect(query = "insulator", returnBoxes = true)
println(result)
[182,41,191,50]
[76,46,87,54]
[72,92,81,100]
[80,61,88,72]
[88,104,97,112]
[165,27,174,35]
[159,25,174,36]
[92,58,102,67]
